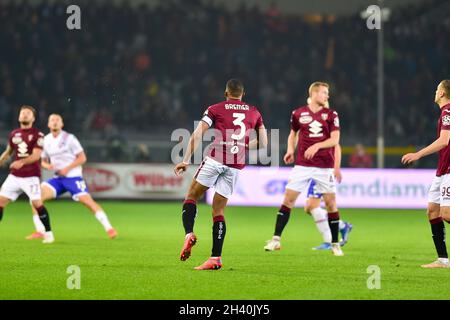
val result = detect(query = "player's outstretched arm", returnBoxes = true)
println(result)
[10,148,42,170]
[174,121,210,176]
[402,130,450,164]
[305,130,340,160]
[249,125,268,150]
[0,145,13,167]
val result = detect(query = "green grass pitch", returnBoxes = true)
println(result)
[0,200,449,300]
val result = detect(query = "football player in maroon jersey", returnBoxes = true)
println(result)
[402,80,450,268]
[0,106,54,243]
[264,82,344,256]
[174,79,267,270]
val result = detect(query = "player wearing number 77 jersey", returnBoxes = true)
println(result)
[25,114,118,240]
[0,106,55,243]
[174,79,267,270]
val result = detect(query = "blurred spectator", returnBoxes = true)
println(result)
[0,0,448,154]
[107,134,127,162]
[348,144,373,168]
[134,143,152,162]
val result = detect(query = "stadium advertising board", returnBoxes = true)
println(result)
[206,168,435,209]
[42,163,196,199]
[43,165,435,207]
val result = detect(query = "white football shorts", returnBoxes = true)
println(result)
[195,157,240,199]
[428,174,450,206]
[285,165,336,194]
[0,174,42,202]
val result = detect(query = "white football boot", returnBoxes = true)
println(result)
[42,231,55,244]
[331,243,344,256]
[264,236,281,251]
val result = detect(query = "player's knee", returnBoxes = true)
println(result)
[186,188,204,201]
[212,210,224,218]
[427,207,440,219]
[324,198,337,211]
[0,198,8,208]
[31,200,43,209]
[304,205,312,214]
[283,196,296,208]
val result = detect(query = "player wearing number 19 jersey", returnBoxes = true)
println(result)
[174,79,267,270]
[402,80,450,268]
[0,106,54,243]
[26,114,117,240]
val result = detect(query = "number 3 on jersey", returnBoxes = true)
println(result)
[231,113,246,140]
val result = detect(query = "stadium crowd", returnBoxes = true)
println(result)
[0,0,448,164]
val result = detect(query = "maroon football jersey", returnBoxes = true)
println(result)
[201,99,264,169]
[291,105,340,168]
[436,103,450,176]
[8,127,44,177]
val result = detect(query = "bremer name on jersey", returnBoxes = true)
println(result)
[8,127,44,177]
[436,103,450,176]
[291,105,340,168]
[201,99,264,169]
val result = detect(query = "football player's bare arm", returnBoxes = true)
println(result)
[305,131,340,160]
[0,145,13,166]
[283,130,298,164]
[41,157,54,170]
[58,152,87,176]
[10,148,42,170]
[174,121,210,176]
[334,144,342,183]
[402,130,450,164]
[248,125,268,149]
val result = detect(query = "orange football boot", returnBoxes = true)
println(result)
[194,257,222,270]
[25,231,44,240]
[107,228,118,239]
[180,233,197,261]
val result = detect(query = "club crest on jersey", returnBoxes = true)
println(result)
[12,136,23,144]
[443,115,450,126]
[28,134,34,142]
[299,115,313,124]
[321,113,328,121]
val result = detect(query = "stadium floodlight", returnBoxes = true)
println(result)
[360,1,391,168]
